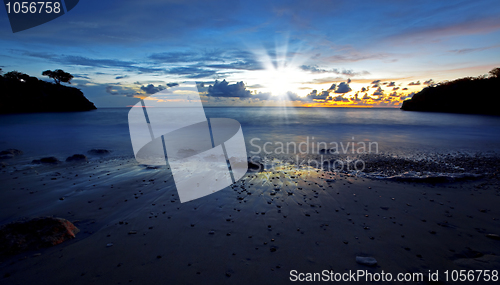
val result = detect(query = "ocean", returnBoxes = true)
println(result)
[1,107,500,164]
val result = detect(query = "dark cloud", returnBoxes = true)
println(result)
[408,81,421,86]
[387,81,396,87]
[372,87,384,96]
[351,93,361,101]
[392,87,399,91]
[332,95,349,102]
[207,80,251,98]
[306,90,329,101]
[423,79,435,85]
[371,80,381,84]
[328,83,336,91]
[334,82,352,94]
[115,75,129,80]
[140,84,166,94]
[362,94,371,99]
[402,87,408,90]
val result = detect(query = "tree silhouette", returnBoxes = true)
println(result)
[42,69,74,85]
[489,68,500,78]
[4,71,30,81]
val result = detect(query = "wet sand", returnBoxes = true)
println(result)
[0,157,499,284]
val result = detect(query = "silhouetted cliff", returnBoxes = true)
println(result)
[0,72,96,114]
[401,68,500,116]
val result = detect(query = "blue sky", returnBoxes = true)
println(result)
[1,0,499,107]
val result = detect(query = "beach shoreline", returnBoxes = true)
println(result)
[1,154,499,284]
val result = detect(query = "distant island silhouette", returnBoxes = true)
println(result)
[0,69,96,114]
[401,68,500,116]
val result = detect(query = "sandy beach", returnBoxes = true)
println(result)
[1,154,499,284]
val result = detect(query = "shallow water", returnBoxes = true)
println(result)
[1,107,500,164]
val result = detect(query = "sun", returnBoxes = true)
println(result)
[250,43,308,98]
[262,66,304,97]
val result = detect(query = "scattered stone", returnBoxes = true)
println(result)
[106,243,114,247]
[66,154,88,162]
[88,149,111,155]
[0,217,79,255]
[486,234,500,240]
[128,231,137,235]
[32,157,60,164]
[0,149,23,159]
[356,256,377,267]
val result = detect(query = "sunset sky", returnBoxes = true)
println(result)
[1,0,499,107]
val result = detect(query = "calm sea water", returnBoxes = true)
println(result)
[1,107,500,163]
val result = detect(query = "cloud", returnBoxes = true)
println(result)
[14,49,169,74]
[423,79,434,85]
[448,44,500,54]
[392,87,399,91]
[387,82,396,87]
[334,82,352,94]
[207,80,251,98]
[372,87,384,96]
[328,83,336,91]
[408,81,421,86]
[165,66,216,79]
[285,91,304,101]
[140,84,166,94]
[402,87,408,90]
[401,92,415,100]
[391,16,500,42]
[206,60,263,71]
[306,90,329,101]
[332,95,349,102]
[351,92,361,101]
[150,49,263,71]
[307,77,345,84]
[299,65,369,76]
[371,80,381,84]
[105,85,140,97]
[362,94,371,99]
[115,75,129,80]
